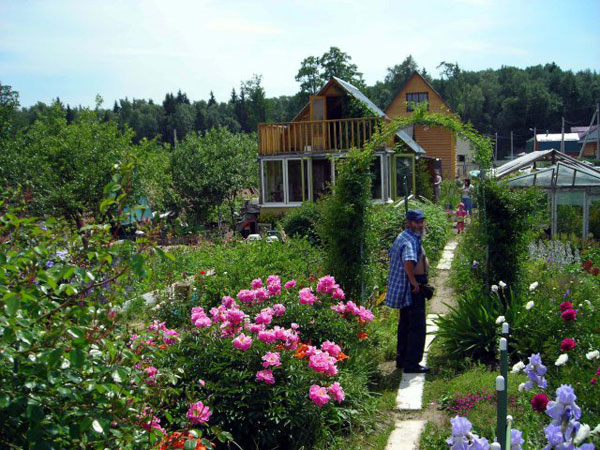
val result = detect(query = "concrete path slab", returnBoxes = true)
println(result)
[386,420,426,450]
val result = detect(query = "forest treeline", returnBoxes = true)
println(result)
[3,49,600,156]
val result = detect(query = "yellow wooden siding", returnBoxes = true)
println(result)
[385,75,451,118]
[386,73,456,178]
[414,125,456,179]
[582,142,598,157]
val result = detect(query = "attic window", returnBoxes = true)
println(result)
[406,92,429,112]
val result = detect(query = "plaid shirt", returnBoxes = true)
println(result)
[385,229,422,309]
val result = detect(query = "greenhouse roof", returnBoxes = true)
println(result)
[495,149,596,180]
[501,160,600,189]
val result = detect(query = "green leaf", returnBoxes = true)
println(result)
[5,294,20,316]
[184,439,197,450]
[70,348,85,369]
[26,404,45,423]
[92,419,104,434]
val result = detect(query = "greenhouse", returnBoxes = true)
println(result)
[496,149,600,239]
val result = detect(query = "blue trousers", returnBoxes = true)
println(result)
[396,275,428,368]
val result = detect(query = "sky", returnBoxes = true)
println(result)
[1,0,599,108]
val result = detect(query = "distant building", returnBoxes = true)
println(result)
[526,133,580,155]
[385,72,459,179]
[573,125,599,157]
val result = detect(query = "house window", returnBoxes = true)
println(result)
[406,92,429,112]
[312,158,332,200]
[263,160,284,203]
[287,159,308,203]
[395,156,414,197]
[371,155,383,200]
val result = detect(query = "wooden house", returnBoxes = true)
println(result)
[257,77,426,213]
[386,71,458,180]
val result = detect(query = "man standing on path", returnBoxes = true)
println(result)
[385,209,430,374]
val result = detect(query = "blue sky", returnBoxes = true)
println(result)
[1,0,599,107]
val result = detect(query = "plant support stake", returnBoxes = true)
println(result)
[496,375,507,450]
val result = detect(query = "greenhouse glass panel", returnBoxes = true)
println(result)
[556,165,576,187]
[556,190,584,238]
[506,174,536,186]
[534,169,556,187]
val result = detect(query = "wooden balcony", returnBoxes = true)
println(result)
[258,117,382,155]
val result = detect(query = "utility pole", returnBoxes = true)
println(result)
[510,131,514,160]
[561,117,565,153]
[494,132,498,163]
[596,103,600,159]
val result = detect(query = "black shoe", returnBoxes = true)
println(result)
[403,365,430,373]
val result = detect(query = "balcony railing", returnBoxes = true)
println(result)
[258,117,382,155]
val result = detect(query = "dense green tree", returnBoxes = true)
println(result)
[171,128,257,226]
[0,103,136,228]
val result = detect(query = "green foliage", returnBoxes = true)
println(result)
[0,174,165,447]
[279,202,322,245]
[440,179,462,209]
[171,128,258,226]
[414,158,433,200]
[317,149,372,301]
[477,182,547,289]
[0,103,137,228]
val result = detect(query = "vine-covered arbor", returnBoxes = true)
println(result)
[496,149,600,239]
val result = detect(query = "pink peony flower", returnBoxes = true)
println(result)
[162,329,180,346]
[257,329,277,343]
[299,287,317,305]
[246,322,265,333]
[316,275,337,295]
[254,287,270,302]
[251,278,263,289]
[262,351,281,368]
[226,308,246,324]
[345,301,360,315]
[328,382,345,403]
[233,333,253,351]
[321,340,341,358]
[332,288,345,300]
[561,309,577,322]
[255,311,273,325]
[144,366,159,384]
[186,401,211,424]
[139,407,165,434]
[560,338,577,352]
[148,320,167,332]
[199,379,205,386]
[221,296,236,308]
[194,316,213,328]
[291,322,299,330]
[272,304,286,316]
[357,306,375,322]
[237,289,256,304]
[284,280,297,289]
[267,275,281,286]
[309,384,330,406]
[331,302,346,314]
[256,369,275,384]
[308,350,338,375]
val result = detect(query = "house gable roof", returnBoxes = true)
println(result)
[292,77,388,122]
[385,71,455,115]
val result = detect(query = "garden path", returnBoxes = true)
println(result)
[385,237,458,450]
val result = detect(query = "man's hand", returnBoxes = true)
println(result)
[411,282,420,294]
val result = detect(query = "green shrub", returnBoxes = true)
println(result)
[279,202,322,245]
[415,158,433,201]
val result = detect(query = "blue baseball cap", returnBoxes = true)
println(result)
[406,209,425,222]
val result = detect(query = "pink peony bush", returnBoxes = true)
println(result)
[140,274,376,449]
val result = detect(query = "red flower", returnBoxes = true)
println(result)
[531,393,550,412]
[594,267,600,276]
[583,260,593,272]
[560,338,577,352]
[559,301,573,312]
[200,271,206,275]
[592,378,597,385]
[561,308,577,322]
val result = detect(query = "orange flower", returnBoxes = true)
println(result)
[336,351,350,362]
[158,344,167,350]
[357,332,368,341]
